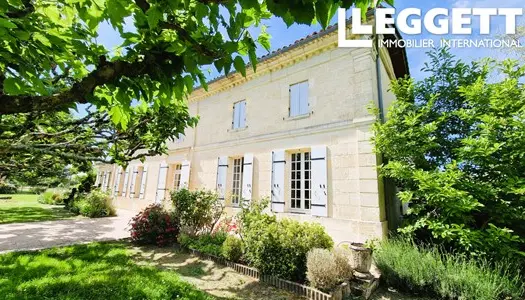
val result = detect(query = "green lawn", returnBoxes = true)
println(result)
[0,242,215,300]
[0,194,77,224]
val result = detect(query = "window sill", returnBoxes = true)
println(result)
[228,126,248,133]
[284,113,311,121]
[287,209,311,215]
[225,204,241,209]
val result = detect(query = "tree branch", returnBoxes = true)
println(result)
[0,53,183,115]
[5,0,35,18]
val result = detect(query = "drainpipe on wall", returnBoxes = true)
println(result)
[373,11,385,124]
[372,11,400,234]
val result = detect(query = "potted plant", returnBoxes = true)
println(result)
[349,242,373,275]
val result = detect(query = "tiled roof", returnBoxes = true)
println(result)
[202,22,341,86]
[200,10,409,88]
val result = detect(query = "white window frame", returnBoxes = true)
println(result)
[290,150,312,213]
[232,100,246,129]
[231,157,244,206]
[173,164,182,191]
[289,81,309,117]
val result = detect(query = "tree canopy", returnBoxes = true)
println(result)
[373,48,525,262]
[0,0,386,179]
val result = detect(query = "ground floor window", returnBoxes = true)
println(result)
[231,157,244,206]
[173,164,182,191]
[290,151,311,211]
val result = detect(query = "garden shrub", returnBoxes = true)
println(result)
[212,216,239,235]
[171,189,224,235]
[0,182,17,194]
[73,189,116,218]
[37,188,69,205]
[332,247,353,282]
[306,248,353,292]
[373,48,525,263]
[178,232,227,257]
[374,238,525,300]
[130,204,179,247]
[221,235,243,262]
[241,200,333,282]
[28,186,46,194]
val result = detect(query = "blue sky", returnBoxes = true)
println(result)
[96,0,524,82]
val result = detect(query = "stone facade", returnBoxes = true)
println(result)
[95,28,405,244]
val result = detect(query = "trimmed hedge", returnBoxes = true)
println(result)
[178,232,227,258]
[243,216,333,282]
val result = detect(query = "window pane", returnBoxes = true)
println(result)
[231,158,244,205]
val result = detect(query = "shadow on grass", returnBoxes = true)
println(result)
[131,245,302,300]
[0,206,77,224]
[0,242,215,300]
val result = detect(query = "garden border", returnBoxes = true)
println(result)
[187,248,352,300]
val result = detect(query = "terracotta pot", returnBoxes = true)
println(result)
[349,242,373,273]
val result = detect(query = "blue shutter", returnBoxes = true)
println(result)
[216,156,228,201]
[299,81,309,115]
[139,166,148,199]
[290,84,300,117]
[271,150,286,213]
[311,146,328,217]
[232,102,240,129]
[239,100,246,128]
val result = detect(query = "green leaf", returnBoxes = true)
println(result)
[183,75,194,93]
[233,56,246,77]
[258,29,271,51]
[3,78,24,95]
[197,72,208,91]
[248,47,257,72]
[42,5,61,25]
[147,5,163,29]
[0,17,17,29]
[33,32,51,47]
[314,1,331,29]
[195,3,209,20]
[109,106,123,125]
[107,0,128,30]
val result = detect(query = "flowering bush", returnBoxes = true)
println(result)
[171,189,223,235]
[212,216,239,236]
[129,204,179,247]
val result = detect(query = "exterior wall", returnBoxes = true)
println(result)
[96,32,400,244]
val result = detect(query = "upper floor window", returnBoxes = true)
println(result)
[232,100,246,129]
[289,81,309,117]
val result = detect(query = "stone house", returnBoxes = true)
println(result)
[95,22,408,244]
